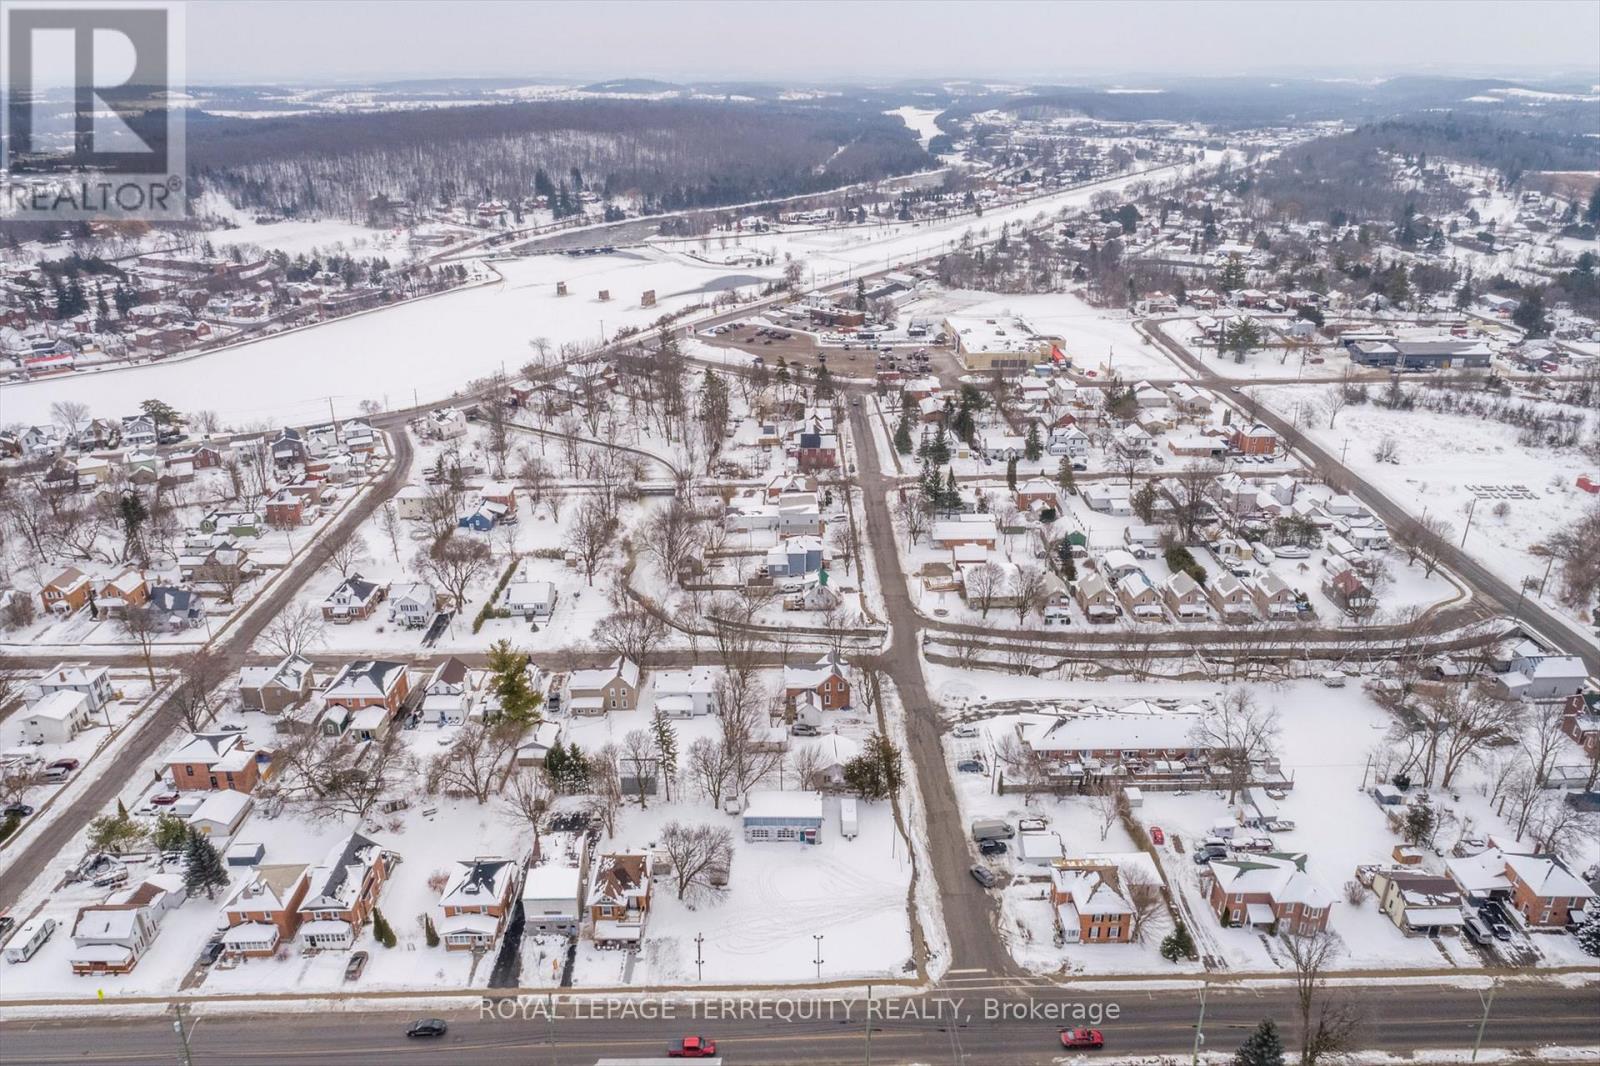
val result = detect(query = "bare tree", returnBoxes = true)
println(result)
[120,605,162,687]
[1010,564,1049,624]
[413,533,493,611]
[893,494,930,548]
[172,647,228,731]
[641,498,704,583]
[587,743,624,835]
[1320,387,1349,430]
[418,479,465,543]
[593,598,669,666]
[686,734,735,809]
[376,502,404,562]
[271,730,416,820]
[1123,867,1165,943]
[261,602,327,659]
[327,533,371,580]
[1282,931,1362,1065]
[1189,687,1281,804]
[965,561,1004,618]
[1089,776,1125,841]
[502,766,554,854]
[49,400,91,443]
[565,499,616,586]
[659,821,734,900]
[427,721,524,803]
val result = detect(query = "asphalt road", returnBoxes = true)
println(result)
[1144,319,1600,677]
[0,429,415,908]
[848,402,1014,979]
[2,982,1595,1064]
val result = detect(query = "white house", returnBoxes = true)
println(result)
[505,579,558,619]
[387,582,438,628]
[19,689,96,744]
[651,668,720,717]
[520,860,582,936]
[37,663,115,711]
[186,790,254,838]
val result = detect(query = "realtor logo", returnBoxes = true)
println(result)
[2,1,186,220]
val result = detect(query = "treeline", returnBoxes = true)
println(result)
[186,100,930,220]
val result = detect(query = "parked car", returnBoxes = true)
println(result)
[2,803,34,818]
[667,1035,718,1058]
[345,950,369,981]
[1060,1028,1105,1049]
[47,758,80,771]
[791,723,821,737]
[956,760,985,774]
[1463,915,1493,945]
[1150,826,1165,846]
[969,864,997,888]
[978,839,1008,857]
[407,1019,448,1039]
[200,940,224,965]
[951,724,979,738]
[149,793,179,807]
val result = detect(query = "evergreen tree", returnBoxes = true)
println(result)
[182,828,229,900]
[486,640,542,724]
[1576,913,1600,958]
[152,813,188,853]
[542,741,569,791]
[1586,185,1600,227]
[373,907,397,948]
[893,411,913,454]
[1057,456,1077,496]
[1233,1019,1286,1066]
[927,425,951,466]
[1160,922,1195,962]
[424,915,440,948]
[1024,421,1042,462]
[1219,254,1247,292]
[651,709,679,802]
[1403,798,1437,846]
[943,468,960,511]
[1512,287,1549,337]
[1006,457,1018,493]
[1055,537,1077,581]
[854,277,867,311]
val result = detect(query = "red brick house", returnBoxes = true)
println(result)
[1560,693,1599,759]
[322,573,387,623]
[264,489,305,528]
[589,852,653,948]
[1050,862,1134,944]
[296,831,390,949]
[220,863,311,958]
[41,566,93,615]
[1229,423,1278,456]
[167,732,264,793]
[1448,848,1596,928]
[436,858,519,951]
[1203,854,1332,935]
[783,652,851,712]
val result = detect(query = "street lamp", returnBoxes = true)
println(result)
[812,934,824,981]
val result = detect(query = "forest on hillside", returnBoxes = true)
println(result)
[187,99,933,220]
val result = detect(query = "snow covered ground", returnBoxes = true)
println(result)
[1252,383,1599,647]
[885,107,945,150]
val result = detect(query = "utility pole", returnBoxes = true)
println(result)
[1190,983,1207,1066]
[1537,554,1555,598]
[171,1003,196,1066]
[865,982,874,1066]
[1460,495,1476,548]
[812,934,824,981]
[1470,979,1499,1062]
[694,932,704,982]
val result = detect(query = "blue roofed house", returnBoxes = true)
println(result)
[764,536,828,578]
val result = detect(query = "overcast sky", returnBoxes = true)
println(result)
[169,0,1598,85]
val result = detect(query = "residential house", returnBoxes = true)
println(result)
[40,566,92,615]
[931,515,998,550]
[1050,861,1134,944]
[1015,478,1058,513]
[220,863,311,958]
[652,668,720,717]
[1370,868,1465,936]
[1074,573,1119,623]
[322,573,386,623]
[1447,848,1596,928]
[783,652,850,712]
[589,852,652,947]
[387,582,439,628]
[168,731,264,793]
[1559,694,1600,759]
[742,789,824,843]
[1322,568,1374,616]
[521,859,583,936]
[1229,424,1278,457]
[1116,572,1163,622]
[323,660,412,739]
[504,578,557,619]
[1248,572,1300,620]
[1203,854,1332,935]
[69,898,164,975]
[18,690,96,744]
[1163,571,1209,621]
[436,858,520,951]
[263,489,305,528]
[1208,572,1256,622]
[37,662,115,710]
[1017,709,1218,780]
[562,657,641,714]
[95,570,149,618]
[238,654,316,714]
[295,831,391,949]
[146,586,204,630]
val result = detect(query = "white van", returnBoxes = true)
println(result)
[3,917,56,963]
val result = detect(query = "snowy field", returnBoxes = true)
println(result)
[885,107,945,150]
[1253,383,1599,647]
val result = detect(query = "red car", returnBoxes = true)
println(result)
[49,758,80,771]
[667,1036,717,1058]
[1150,826,1165,846]
[1060,1028,1104,1049]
